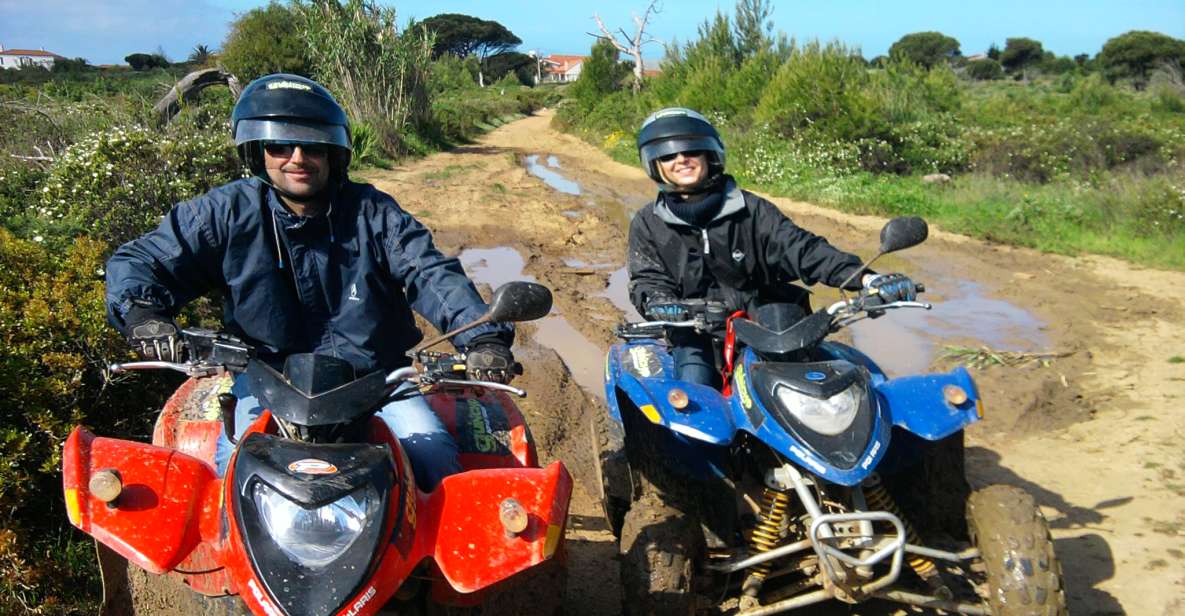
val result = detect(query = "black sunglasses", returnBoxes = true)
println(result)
[657,150,707,163]
[262,142,329,158]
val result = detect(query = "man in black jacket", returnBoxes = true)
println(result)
[105,74,514,489]
[628,108,917,387]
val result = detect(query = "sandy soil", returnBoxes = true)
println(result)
[361,111,1185,616]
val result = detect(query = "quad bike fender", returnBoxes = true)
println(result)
[609,372,736,445]
[62,427,220,574]
[876,367,982,441]
[425,462,572,593]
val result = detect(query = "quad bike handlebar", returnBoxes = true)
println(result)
[109,329,528,399]
[615,285,932,340]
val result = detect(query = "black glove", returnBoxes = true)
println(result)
[864,273,918,303]
[644,296,688,321]
[125,304,182,362]
[466,341,516,384]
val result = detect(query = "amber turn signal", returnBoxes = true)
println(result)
[667,388,690,411]
[942,384,968,406]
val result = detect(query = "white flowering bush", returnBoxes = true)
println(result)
[33,124,241,246]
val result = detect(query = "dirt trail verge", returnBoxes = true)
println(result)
[362,110,1185,615]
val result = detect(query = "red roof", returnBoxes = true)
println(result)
[542,54,586,75]
[0,49,63,58]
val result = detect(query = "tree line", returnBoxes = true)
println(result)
[885,30,1185,88]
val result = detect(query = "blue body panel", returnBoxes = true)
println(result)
[605,337,983,486]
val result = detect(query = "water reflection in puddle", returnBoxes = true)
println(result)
[850,280,1047,376]
[525,154,581,195]
[546,155,561,168]
[532,318,607,396]
[564,258,615,269]
[460,247,607,398]
[458,247,529,290]
[600,267,641,321]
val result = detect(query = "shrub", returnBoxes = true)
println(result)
[569,39,631,112]
[31,124,241,246]
[0,229,179,612]
[754,41,874,140]
[220,1,313,83]
[966,58,1004,81]
[429,55,479,95]
[719,50,782,121]
[349,121,389,169]
[1067,73,1120,111]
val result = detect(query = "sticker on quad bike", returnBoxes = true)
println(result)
[455,398,512,455]
[625,346,664,378]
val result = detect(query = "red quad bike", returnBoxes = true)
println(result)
[62,281,571,616]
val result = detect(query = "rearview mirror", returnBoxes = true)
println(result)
[879,217,929,254]
[488,282,553,323]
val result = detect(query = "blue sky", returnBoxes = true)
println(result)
[1,0,1182,66]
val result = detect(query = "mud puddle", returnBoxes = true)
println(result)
[600,267,641,322]
[460,247,608,398]
[849,277,1048,376]
[525,154,581,195]
[563,258,615,269]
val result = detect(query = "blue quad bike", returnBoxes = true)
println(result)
[590,217,1066,616]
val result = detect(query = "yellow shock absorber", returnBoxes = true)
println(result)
[741,488,791,600]
[862,473,951,598]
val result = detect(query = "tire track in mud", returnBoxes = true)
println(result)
[364,111,1185,615]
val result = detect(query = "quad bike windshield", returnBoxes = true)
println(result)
[245,356,390,427]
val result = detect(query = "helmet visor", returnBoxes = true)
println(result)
[641,136,723,165]
[235,118,351,150]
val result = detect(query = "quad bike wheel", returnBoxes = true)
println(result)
[966,485,1067,616]
[588,406,630,537]
[619,492,702,616]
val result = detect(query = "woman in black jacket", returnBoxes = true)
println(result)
[627,107,917,387]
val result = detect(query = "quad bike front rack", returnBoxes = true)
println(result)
[705,463,991,616]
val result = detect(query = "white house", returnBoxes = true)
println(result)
[539,54,585,83]
[0,45,64,70]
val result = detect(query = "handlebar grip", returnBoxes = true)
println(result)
[916,283,926,293]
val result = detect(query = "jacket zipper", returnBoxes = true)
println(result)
[701,228,710,255]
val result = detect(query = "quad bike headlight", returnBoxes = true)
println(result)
[253,481,378,569]
[774,383,860,436]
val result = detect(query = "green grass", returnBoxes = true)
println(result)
[421,164,477,181]
[1170,356,1185,364]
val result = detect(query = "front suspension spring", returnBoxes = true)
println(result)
[742,488,791,599]
[863,473,951,598]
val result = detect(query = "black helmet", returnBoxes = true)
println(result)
[231,74,352,182]
[637,107,725,185]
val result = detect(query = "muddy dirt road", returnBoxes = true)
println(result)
[362,111,1185,615]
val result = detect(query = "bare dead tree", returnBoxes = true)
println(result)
[591,1,661,93]
[152,67,242,125]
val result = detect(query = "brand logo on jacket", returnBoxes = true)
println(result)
[348,283,361,301]
[732,249,745,262]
